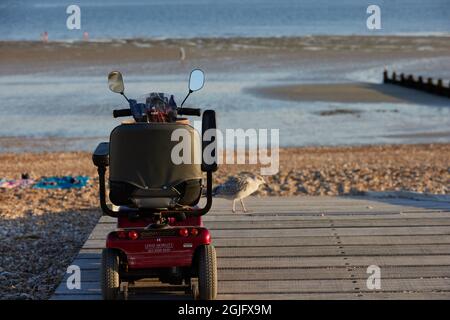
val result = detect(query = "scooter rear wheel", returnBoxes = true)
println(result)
[101,248,120,300]
[197,244,217,300]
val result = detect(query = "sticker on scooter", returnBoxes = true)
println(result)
[145,242,174,253]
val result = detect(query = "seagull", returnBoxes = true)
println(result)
[212,172,267,213]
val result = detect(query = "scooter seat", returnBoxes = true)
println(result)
[108,123,203,209]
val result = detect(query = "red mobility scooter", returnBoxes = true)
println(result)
[92,69,218,300]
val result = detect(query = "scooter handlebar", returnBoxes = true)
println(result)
[113,109,132,118]
[177,108,201,116]
[113,107,200,118]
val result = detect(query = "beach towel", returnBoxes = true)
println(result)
[0,178,35,189]
[33,176,89,189]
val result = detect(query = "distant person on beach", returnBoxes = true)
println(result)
[83,31,89,41]
[41,31,48,42]
[179,47,186,61]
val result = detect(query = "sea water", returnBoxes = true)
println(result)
[0,0,449,40]
[0,58,449,152]
[0,0,449,151]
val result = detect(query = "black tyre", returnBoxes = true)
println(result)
[101,248,120,300]
[197,244,217,300]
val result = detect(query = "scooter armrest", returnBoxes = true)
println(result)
[92,142,109,167]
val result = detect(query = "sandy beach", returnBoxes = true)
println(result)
[247,82,450,105]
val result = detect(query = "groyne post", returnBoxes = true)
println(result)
[383,70,449,99]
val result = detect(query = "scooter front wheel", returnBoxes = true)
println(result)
[101,248,120,300]
[197,244,217,300]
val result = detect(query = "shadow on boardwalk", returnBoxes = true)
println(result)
[346,192,450,211]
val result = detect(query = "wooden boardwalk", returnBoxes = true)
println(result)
[52,196,450,300]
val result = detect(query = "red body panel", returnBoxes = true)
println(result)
[106,226,210,269]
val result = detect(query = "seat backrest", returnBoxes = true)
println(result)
[109,123,202,190]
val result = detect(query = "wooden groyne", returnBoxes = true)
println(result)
[383,70,450,98]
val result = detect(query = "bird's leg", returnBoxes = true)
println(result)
[232,199,236,213]
[240,198,248,213]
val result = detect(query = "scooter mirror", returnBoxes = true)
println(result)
[108,71,125,94]
[189,69,205,92]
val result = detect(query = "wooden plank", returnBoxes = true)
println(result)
[206,218,450,229]
[55,278,450,295]
[58,265,450,282]
[67,254,450,270]
[92,218,450,231]
[54,282,190,296]
[206,207,450,214]
[77,244,450,258]
[218,278,450,294]
[219,266,450,280]
[81,235,450,249]
[344,255,450,267]
[87,226,450,240]
[218,255,450,268]
[209,196,450,206]
[216,244,450,257]
[99,211,450,224]
[210,226,450,238]
[217,292,450,300]
[51,293,191,300]
[82,239,106,249]
[219,226,450,237]
[96,219,450,229]
[54,281,100,295]
[53,291,450,300]
[332,235,450,246]
[203,211,450,221]
[208,211,449,217]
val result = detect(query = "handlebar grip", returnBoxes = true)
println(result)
[177,108,201,116]
[113,109,132,118]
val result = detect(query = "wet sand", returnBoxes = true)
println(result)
[247,83,450,104]
[1,35,449,149]
[1,35,449,75]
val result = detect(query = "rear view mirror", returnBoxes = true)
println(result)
[108,71,125,94]
[189,69,205,92]
[181,69,206,107]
